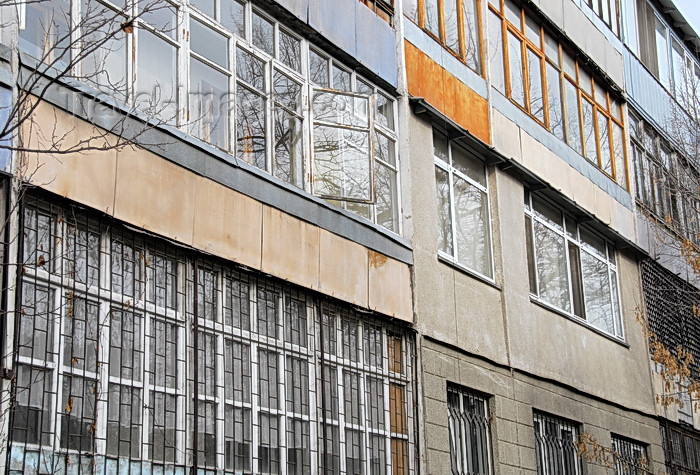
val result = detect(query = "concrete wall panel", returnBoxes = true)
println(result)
[319,229,369,308]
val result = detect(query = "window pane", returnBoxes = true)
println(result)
[533,220,571,312]
[332,65,352,92]
[65,224,100,287]
[190,18,229,68]
[236,85,267,169]
[435,166,453,255]
[19,0,71,69]
[252,10,274,56]
[224,339,252,403]
[190,57,230,150]
[279,29,301,72]
[463,0,481,73]
[508,33,525,106]
[236,48,265,90]
[376,93,395,130]
[313,124,371,201]
[581,250,614,333]
[221,0,245,38]
[546,63,565,140]
[12,364,53,446]
[565,80,582,154]
[63,295,100,372]
[190,0,214,17]
[309,49,330,87]
[81,1,127,99]
[612,123,627,189]
[150,318,180,389]
[274,107,304,188]
[109,309,143,380]
[257,288,278,339]
[149,391,178,462]
[527,49,544,121]
[225,406,251,471]
[61,375,97,451]
[19,283,55,361]
[525,15,540,45]
[136,30,178,122]
[525,215,537,294]
[488,11,505,93]
[452,145,485,186]
[598,112,612,175]
[655,17,670,88]
[444,0,459,53]
[424,0,440,37]
[454,175,492,277]
[375,138,398,232]
[224,276,250,330]
[106,384,141,458]
[404,0,419,22]
[581,98,597,163]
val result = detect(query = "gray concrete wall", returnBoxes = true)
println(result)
[421,339,664,474]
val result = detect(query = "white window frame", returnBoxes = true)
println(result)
[525,191,624,339]
[434,129,494,281]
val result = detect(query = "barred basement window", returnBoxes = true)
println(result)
[9,194,416,474]
[533,412,582,475]
[611,435,648,475]
[447,385,492,475]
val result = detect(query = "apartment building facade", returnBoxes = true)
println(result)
[0,0,697,473]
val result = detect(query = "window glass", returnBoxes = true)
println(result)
[424,0,440,37]
[278,29,301,72]
[252,10,274,56]
[598,113,612,175]
[309,49,330,87]
[444,0,460,53]
[140,1,177,38]
[655,16,670,88]
[508,32,525,106]
[136,29,178,122]
[533,413,582,475]
[526,195,623,337]
[19,0,71,70]
[189,58,229,150]
[463,0,481,73]
[565,81,582,154]
[546,63,565,140]
[191,0,214,17]
[190,18,229,68]
[435,166,453,255]
[221,0,245,38]
[527,49,544,121]
[488,10,506,93]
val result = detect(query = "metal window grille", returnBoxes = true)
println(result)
[447,385,492,475]
[611,435,648,475]
[661,420,700,474]
[8,194,416,474]
[641,260,700,380]
[533,412,582,475]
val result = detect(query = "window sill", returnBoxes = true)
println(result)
[437,254,501,291]
[529,296,629,347]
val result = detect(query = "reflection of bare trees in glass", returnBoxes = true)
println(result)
[453,178,490,277]
[251,10,273,56]
[273,71,303,187]
[435,167,453,255]
[533,221,571,312]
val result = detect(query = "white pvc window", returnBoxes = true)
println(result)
[525,191,623,338]
[434,129,494,280]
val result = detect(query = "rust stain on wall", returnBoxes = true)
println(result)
[404,40,490,145]
[369,250,388,268]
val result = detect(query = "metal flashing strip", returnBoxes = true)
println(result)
[410,96,647,258]
[18,58,413,264]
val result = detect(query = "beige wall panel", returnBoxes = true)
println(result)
[192,177,262,269]
[318,229,369,308]
[23,101,117,213]
[368,250,412,322]
[413,253,458,344]
[113,146,196,245]
[454,277,509,365]
[261,206,320,291]
[491,110,522,162]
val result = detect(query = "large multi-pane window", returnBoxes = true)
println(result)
[434,129,493,279]
[404,0,482,74]
[447,385,492,475]
[533,412,582,475]
[525,190,623,338]
[631,0,700,108]
[18,0,400,233]
[9,195,416,475]
[630,112,700,244]
[660,420,700,473]
[611,435,648,475]
[488,0,628,189]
